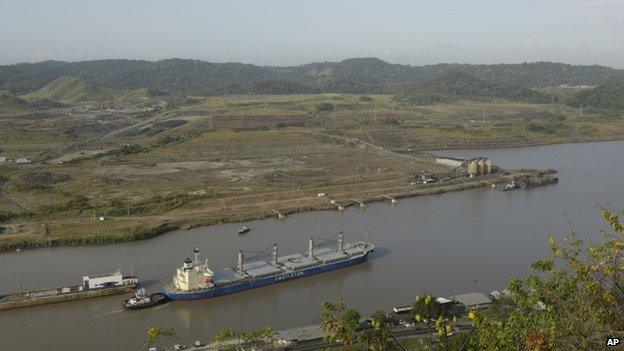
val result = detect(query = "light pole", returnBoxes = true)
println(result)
[16,247,22,294]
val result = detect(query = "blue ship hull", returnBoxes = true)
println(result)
[165,252,370,300]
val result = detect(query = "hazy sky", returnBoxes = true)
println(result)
[1,0,623,68]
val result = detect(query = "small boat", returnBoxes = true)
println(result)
[122,288,168,310]
[237,226,250,234]
[497,180,518,191]
[393,305,413,314]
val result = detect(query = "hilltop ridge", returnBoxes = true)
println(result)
[2,58,622,96]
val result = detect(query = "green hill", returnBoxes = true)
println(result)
[395,71,549,104]
[21,76,119,103]
[566,79,624,110]
[0,92,64,113]
[116,87,169,104]
[1,58,622,97]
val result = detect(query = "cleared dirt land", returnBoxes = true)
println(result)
[0,94,622,251]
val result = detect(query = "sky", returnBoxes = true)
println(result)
[0,0,623,68]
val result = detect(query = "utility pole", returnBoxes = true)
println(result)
[273,173,277,201]
[16,248,22,294]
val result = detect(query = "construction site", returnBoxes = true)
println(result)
[0,94,568,251]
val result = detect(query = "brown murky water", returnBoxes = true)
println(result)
[0,141,622,351]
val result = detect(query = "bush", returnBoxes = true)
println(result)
[316,102,335,111]
[113,144,145,156]
[154,135,182,147]
[525,121,563,134]
[103,194,195,216]
[14,171,71,190]
[0,168,8,182]
[38,195,91,214]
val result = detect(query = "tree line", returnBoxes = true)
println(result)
[2,58,622,97]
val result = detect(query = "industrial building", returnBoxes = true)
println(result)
[452,292,492,312]
[82,271,137,290]
[436,156,494,177]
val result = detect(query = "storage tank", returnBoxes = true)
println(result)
[467,161,478,177]
[477,159,485,175]
[484,159,492,174]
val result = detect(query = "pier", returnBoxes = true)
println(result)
[351,199,367,208]
[272,209,286,219]
[329,199,345,211]
[382,195,397,204]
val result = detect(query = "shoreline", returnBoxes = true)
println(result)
[0,169,557,253]
[420,136,624,153]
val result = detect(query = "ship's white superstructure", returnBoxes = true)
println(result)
[172,249,215,291]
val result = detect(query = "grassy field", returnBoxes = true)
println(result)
[1,93,622,251]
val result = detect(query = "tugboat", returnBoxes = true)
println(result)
[237,226,250,234]
[122,288,168,310]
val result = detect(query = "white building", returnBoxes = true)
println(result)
[82,271,136,290]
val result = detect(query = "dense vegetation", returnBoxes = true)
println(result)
[1,58,623,96]
[395,71,550,104]
[567,78,624,110]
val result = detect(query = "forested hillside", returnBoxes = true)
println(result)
[566,78,624,110]
[395,71,550,104]
[1,58,622,96]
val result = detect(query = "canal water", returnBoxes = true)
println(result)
[0,141,622,351]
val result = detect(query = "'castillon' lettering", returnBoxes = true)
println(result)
[274,271,305,282]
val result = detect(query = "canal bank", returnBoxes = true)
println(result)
[0,141,622,351]
[0,167,555,254]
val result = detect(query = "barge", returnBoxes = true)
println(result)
[0,270,138,311]
[165,233,374,300]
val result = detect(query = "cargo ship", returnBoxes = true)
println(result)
[164,233,374,300]
[0,270,138,311]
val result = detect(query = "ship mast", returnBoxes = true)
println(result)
[237,250,244,273]
[308,238,315,259]
[193,248,200,264]
[272,243,279,266]
[338,232,344,252]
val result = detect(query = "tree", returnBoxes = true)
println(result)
[413,293,441,348]
[258,326,276,350]
[321,300,347,347]
[240,327,276,350]
[468,210,624,350]
[338,308,362,345]
[358,310,392,351]
[316,102,335,111]
[212,327,237,350]
[146,326,176,349]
